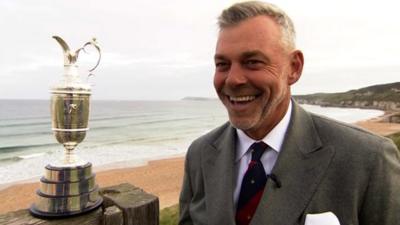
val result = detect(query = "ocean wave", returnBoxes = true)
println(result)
[90,112,167,122]
[0,115,49,122]
[0,143,56,153]
[0,112,166,128]
[17,152,46,159]
[83,135,190,148]
[90,116,202,131]
[0,120,49,128]
[0,156,22,164]
[0,113,168,129]
[0,152,47,164]
[0,131,51,138]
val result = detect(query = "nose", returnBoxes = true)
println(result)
[225,63,247,86]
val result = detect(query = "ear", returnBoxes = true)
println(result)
[287,50,304,85]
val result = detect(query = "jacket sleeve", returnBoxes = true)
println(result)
[359,139,400,225]
[179,152,194,225]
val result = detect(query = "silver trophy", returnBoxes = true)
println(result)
[30,36,103,217]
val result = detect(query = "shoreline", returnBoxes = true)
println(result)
[0,152,186,192]
[0,156,186,214]
[355,111,400,136]
[0,113,399,215]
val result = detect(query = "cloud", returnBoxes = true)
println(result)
[0,54,59,78]
[1,0,399,100]
[96,52,212,70]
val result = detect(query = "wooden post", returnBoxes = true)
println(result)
[0,183,159,225]
[100,183,159,225]
[103,206,123,225]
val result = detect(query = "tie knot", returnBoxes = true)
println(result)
[249,142,268,161]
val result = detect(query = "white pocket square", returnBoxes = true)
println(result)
[305,212,340,225]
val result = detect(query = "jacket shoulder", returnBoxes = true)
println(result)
[187,122,231,156]
[310,112,396,153]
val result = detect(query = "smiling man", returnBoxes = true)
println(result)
[179,1,400,225]
[213,12,302,141]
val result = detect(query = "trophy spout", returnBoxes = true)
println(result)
[53,36,76,65]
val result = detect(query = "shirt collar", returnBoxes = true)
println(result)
[235,100,292,162]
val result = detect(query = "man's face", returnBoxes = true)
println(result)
[214,16,302,140]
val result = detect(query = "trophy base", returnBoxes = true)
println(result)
[29,198,102,218]
[30,162,103,218]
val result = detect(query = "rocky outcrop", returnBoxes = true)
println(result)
[294,82,400,112]
[296,99,400,111]
[371,101,400,111]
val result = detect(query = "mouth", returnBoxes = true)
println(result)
[227,94,259,105]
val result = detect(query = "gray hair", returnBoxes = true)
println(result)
[218,1,296,50]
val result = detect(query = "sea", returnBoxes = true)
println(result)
[0,99,383,186]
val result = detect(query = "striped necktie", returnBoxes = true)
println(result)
[236,141,268,225]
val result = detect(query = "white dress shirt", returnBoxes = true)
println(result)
[233,101,292,209]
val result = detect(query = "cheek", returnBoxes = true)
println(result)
[262,64,281,78]
[213,73,224,91]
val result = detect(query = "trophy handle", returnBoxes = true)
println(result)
[81,38,102,72]
[53,36,101,72]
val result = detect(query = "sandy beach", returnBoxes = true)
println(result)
[0,116,398,215]
[0,157,185,214]
[355,115,400,136]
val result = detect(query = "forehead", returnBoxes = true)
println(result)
[216,16,283,56]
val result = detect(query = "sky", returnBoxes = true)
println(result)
[0,0,399,100]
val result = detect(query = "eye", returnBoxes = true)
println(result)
[243,59,264,69]
[215,61,230,72]
[245,59,262,65]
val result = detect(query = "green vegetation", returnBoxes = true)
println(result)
[388,132,400,150]
[293,82,400,110]
[160,204,179,225]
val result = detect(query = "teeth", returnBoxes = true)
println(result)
[229,95,256,102]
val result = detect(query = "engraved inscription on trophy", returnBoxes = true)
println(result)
[52,95,90,158]
[30,36,103,218]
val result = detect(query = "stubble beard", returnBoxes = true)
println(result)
[228,87,289,137]
[229,98,273,133]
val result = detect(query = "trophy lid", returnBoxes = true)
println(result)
[51,36,101,94]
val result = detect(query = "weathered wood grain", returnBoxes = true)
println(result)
[0,208,102,225]
[0,183,159,225]
[100,183,159,225]
[103,206,123,225]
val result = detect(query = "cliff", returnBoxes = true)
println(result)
[293,82,400,112]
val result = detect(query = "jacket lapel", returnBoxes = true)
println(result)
[202,123,237,225]
[251,102,335,225]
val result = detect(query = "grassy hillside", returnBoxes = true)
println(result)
[160,204,179,225]
[388,132,400,150]
[294,82,400,111]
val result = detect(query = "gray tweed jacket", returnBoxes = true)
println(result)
[179,102,400,225]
